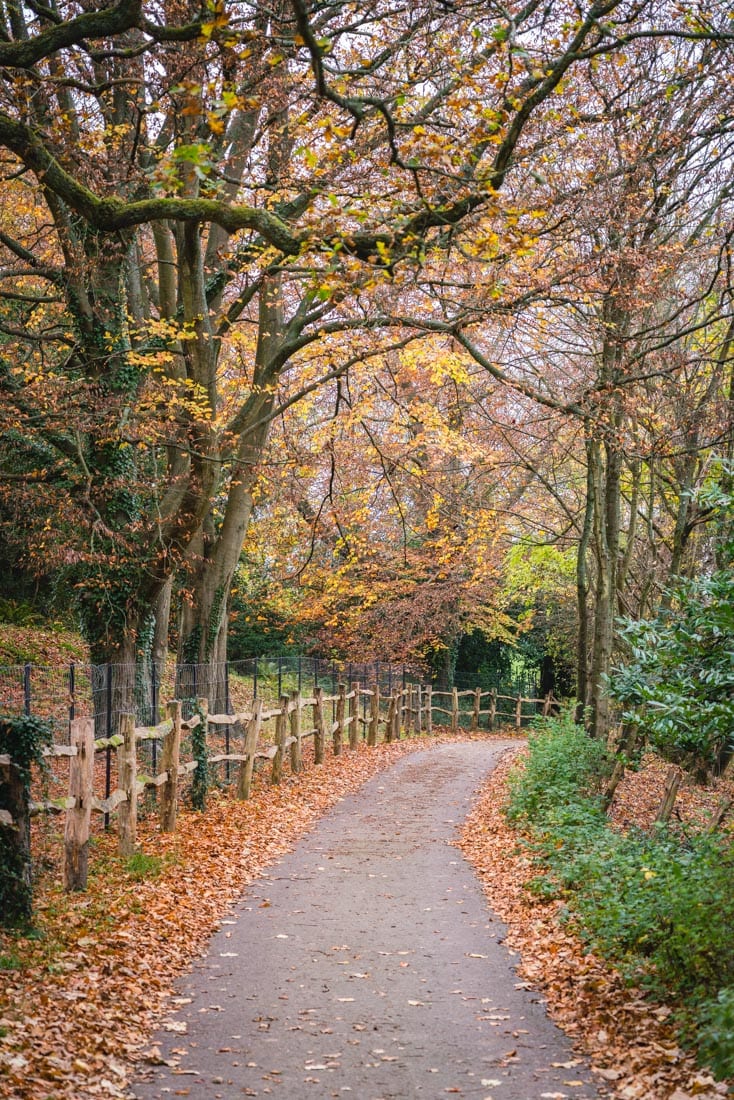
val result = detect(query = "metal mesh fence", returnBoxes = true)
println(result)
[0,656,429,733]
[0,656,539,746]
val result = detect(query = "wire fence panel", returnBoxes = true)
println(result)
[0,656,538,743]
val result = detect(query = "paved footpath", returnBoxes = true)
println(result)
[132,741,601,1100]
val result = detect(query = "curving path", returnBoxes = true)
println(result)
[132,741,601,1100]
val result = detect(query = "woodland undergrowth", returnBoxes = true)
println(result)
[460,716,734,1100]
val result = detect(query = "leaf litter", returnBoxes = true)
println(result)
[0,734,484,1100]
[4,733,728,1100]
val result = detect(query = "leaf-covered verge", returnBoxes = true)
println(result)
[460,720,734,1100]
[0,731,501,1100]
[0,621,88,667]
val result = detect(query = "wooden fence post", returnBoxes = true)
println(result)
[271,695,289,784]
[488,690,496,731]
[64,717,94,891]
[542,692,552,717]
[451,688,459,733]
[472,688,481,732]
[415,683,422,734]
[368,684,380,746]
[425,684,432,735]
[349,682,359,749]
[405,683,413,736]
[334,683,346,755]
[238,698,262,800]
[707,796,733,833]
[160,701,182,833]
[289,691,302,773]
[394,691,403,740]
[515,693,523,731]
[314,687,326,764]
[117,713,137,857]
[656,766,682,824]
[385,695,396,743]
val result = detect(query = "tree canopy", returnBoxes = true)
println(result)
[1,0,733,745]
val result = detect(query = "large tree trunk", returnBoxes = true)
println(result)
[178,278,282,710]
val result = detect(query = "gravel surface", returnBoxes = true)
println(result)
[132,740,601,1100]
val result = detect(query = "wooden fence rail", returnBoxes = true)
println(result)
[3,683,556,893]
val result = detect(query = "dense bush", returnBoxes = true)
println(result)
[609,571,734,774]
[507,714,734,1077]
[608,474,734,776]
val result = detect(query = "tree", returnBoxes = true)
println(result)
[237,336,517,675]
[385,27,734,737]
[1,0,721,695]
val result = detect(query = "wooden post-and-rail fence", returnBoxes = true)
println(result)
[0,682,556,895]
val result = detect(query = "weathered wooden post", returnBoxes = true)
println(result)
[415,684,422,734]
[349,682,359,749]
[488,690,496,730]
[238,698,262,800]
[289,691,302,773]
[472,687,481,732]
[515,693,523,731]
[451,688,459,733]
[425,684,432,735]
[405,683,413,736]
[334,683,346,755]
[707,796,733,833]
[656,766,682,824]
[117,713,137,857]
[314,687,326,764]
[368,684,380,746]
[64,717,94,891]
[385,694,396,743]
[159,701,182,832]
[271,695,289,784]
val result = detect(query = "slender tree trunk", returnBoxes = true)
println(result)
[576,432,594,722]
[588,433,622,741]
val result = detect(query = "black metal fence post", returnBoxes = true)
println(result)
[151,662,158,772]
[105,663,113,829]
[69,662,75,724]
[23,663,31,717]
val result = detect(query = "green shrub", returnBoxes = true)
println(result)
[696,990,734,1078]
[507,714,734,1079]
[608,473,734,776]
[506,709,609,823]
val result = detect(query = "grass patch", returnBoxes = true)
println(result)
[125,851,164,880]
[507,712,734,1078]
